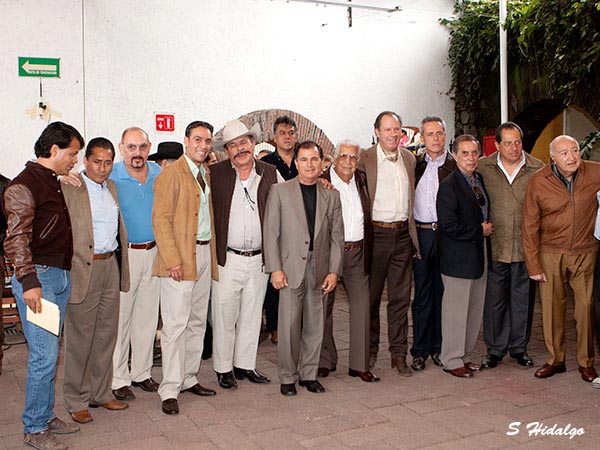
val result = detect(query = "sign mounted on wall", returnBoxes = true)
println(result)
[156,114,175,132]
[19,57,60,78]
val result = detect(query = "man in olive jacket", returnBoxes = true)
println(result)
[477,122,544,370]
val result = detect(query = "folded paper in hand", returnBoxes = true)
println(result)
[26,298,60,336]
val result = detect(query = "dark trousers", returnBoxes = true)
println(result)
[264,282,279,332]
[0,258,4,373]
[483,260,535,358]
[369,225,413,359]
[410,228,443,359]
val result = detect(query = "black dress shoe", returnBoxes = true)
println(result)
[348,369,380,382]
[411,356,426,371]
[431,354,442,367]
[132,378,159,392]
[233,367,271,384]
[317,367,330,377]
[112,386,135,401]
[298,379,325,393]
[482,354,500,369]
[216,371,238,389]
[162,398,179,415]
[280,383,297,396]
[182,383,217,396]
[511,352,534,367]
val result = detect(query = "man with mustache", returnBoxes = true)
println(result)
[209,120,278,389]
[152,121,218,415]
[3,121,84,450]
[109,127,162,401]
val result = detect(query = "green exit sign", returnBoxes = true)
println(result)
[19,57,60,78]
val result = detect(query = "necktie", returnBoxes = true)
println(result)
[386,152,398,162]
[197,172,205,192]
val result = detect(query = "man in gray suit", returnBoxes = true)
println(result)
[62,138,130,424]
[264,140,344,396]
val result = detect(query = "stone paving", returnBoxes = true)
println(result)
[1,285,599,449]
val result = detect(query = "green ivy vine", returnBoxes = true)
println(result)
[441,0,600,115]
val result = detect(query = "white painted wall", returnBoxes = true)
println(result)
[1,0,455,178]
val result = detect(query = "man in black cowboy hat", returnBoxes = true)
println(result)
[148,142,184,168]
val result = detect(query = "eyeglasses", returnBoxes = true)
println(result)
[125,143,149,151]
[244,187,256,211]
[473,186,486,207]
[226,138,252,151]
[500,140,522,148]
[337,153,359,162]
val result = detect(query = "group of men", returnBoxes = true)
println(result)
[2,111,600,450]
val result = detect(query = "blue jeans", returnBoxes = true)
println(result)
[13,265,70,434]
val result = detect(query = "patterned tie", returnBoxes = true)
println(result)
[386,152,398,163]
[197,171,205,192]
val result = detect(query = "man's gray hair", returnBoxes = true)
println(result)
[419,116,446,135]
[549,134,579,156]
[333,139,361,158]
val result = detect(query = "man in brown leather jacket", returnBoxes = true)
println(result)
[3,122,84,450]
[523,135,600,383]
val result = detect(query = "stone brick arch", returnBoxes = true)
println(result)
[214,109,334,156]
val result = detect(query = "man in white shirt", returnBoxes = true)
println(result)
[318,140,379,382]
[359,111,420,377]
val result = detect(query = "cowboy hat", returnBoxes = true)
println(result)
[212,120,261,151]
[148,141,183,161]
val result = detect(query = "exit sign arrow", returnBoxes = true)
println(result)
[18,57,60,78]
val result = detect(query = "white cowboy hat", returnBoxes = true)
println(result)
[213,120,261,151]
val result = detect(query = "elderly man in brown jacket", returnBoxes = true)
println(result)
[522,135,600,383]
[478,122,543,370]
[152,121,218,415]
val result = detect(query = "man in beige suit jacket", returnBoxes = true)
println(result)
[359,111,420,377]
[62,138,130,424]
[264,141,344,396]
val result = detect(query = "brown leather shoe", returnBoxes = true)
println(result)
[443,366,473,378]
[534,363,566,378]
[70,410,93,424]
[89,399,129,410]
[391,357,412,377]
[578,365,598,382]
[464,362,481,372]
[348,368,380,382]
[270,331,278,344]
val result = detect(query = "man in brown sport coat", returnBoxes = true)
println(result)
[359,111,420,376]
[62,138,130,424]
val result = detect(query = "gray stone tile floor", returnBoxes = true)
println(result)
[1,285,599,449]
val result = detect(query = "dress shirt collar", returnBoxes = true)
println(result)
[330,165,355,187]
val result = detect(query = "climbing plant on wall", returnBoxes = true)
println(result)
[441,0,600,132]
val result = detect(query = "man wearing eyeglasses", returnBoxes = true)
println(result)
[410,117,456,372]
[109,127,162,402]
[209,120,279,391]
[318,139,379,382]
[152,121,219,415]
[523,135,600,383]
[437,135,493,378]
[477,122,543,370]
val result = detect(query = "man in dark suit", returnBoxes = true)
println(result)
[62,138,130,424]
[318,139,378,382]
[359,111,420,376]
[264,140,344,396]
[437,135,493,378]
[410,116,455,372]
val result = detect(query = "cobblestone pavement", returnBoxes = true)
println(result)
[1,285,599,449]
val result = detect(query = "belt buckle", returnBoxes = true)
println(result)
[432,222,438,231]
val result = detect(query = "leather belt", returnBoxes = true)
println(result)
[196,240,210,246]
[128,241,156,250]
[372,220,407,229]
[344,240,363,251]
[228,247,261,257]
[416,222,438,231]
[93,251,114,260]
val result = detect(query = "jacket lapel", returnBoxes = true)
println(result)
[290,178,309,232]
[314,182,326,238]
